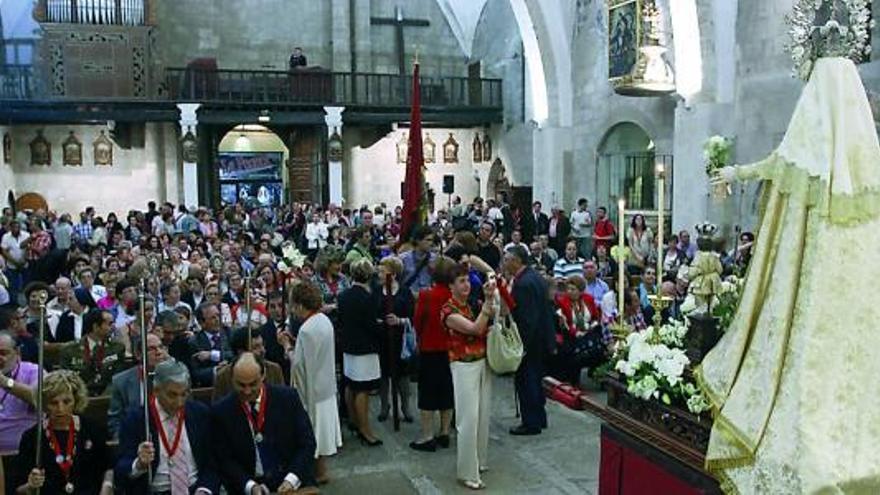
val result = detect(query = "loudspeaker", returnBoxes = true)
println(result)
[442,175,454,194]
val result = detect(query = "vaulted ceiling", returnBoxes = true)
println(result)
[434,0,489,58]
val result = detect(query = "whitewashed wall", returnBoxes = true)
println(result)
[5,123,179,216]
[345,127,484,210]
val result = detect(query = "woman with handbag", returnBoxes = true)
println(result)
[442,264,497,491]
[376,256,415,423]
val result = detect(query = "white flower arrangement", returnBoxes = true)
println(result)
[681,274,743,334]
[276,241,308,275]
[703,135,733,177]
[613,320,709,414]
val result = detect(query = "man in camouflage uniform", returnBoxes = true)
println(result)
[57,308,130,396]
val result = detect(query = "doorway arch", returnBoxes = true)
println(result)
[217,125,289,207]
[596,122,656,222]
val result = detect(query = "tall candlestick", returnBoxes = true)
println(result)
[656,162,665,289]
[618,197,626,322]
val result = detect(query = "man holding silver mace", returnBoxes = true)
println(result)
[115,359,220,495]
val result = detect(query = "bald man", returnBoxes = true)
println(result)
[211,353,317,494]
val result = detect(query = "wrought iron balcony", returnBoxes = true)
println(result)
[0,65,35,100]
[164,67,503,110]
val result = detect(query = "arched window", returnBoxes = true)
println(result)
[597,122,672,226]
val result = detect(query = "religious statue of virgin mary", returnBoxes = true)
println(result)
[699,1,880,493]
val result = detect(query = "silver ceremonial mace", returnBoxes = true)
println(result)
[34,298,47,494]
[245,275,253,350]
[139,279,153,485]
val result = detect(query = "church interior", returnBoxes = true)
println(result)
[2,0,880,494]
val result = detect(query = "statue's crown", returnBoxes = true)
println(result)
[694,222,718,239]
[787,0,874,80]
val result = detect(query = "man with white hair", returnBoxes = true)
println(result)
[46,276,72,316]
[115,359,220,494]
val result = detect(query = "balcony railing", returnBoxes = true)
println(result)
[165,68,503,109]
[44,0,147,26]
[0,65,35,100]
[0,65,503,113]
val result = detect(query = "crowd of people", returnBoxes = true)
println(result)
[0,195,754,492]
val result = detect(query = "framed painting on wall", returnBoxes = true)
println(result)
[443,133,459,163]
[2,133,11,164]
[424,133,436,163]
[397,132,409,164]
[94,130,114,166]
[181,131,199,163]
[608,0,640,80]
[472,134,483,162]
[30,130,51,166]
[482,133,492,161]
[63,131,83,166]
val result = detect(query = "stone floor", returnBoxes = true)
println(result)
[321,375,602,494]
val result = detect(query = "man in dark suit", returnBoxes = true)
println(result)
[189,303,233,387]
[289,46,308,70]
[107,332,169,439]
[212,352,317,493]
[181,275,206,312]
[258,291,290,376]
[548,207,572,255]
[503,246,552,435]
[115,359,220,495]
[524,201,550,242]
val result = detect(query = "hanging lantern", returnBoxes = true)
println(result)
[609,0,675,97]
[327,128,343,162]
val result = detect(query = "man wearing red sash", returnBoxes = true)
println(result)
[115,359,219,495]
[211,352,317,494]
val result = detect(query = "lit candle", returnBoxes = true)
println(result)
[656,162,665,291]
[618,197,626,322]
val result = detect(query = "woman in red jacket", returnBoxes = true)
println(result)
[409,256,457,452]
[553,275,604,384]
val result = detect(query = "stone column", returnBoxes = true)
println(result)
[177,103,201,207]
[531,125,573,208]
[324,106,345,206]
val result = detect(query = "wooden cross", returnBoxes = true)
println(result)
[371,6,430,75]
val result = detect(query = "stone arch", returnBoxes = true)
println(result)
[521,0,573,127]
[596,122,658,215]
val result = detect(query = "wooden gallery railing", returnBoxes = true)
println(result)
[165,67,504,109]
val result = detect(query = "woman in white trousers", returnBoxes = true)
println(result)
[442,264,497,490]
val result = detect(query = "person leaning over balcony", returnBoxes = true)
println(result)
[289,46,308,70]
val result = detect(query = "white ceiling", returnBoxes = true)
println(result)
[434,0,489,59]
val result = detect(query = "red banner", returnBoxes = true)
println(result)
[400,63,427,243]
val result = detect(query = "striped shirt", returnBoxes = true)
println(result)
[553,257,585,279]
